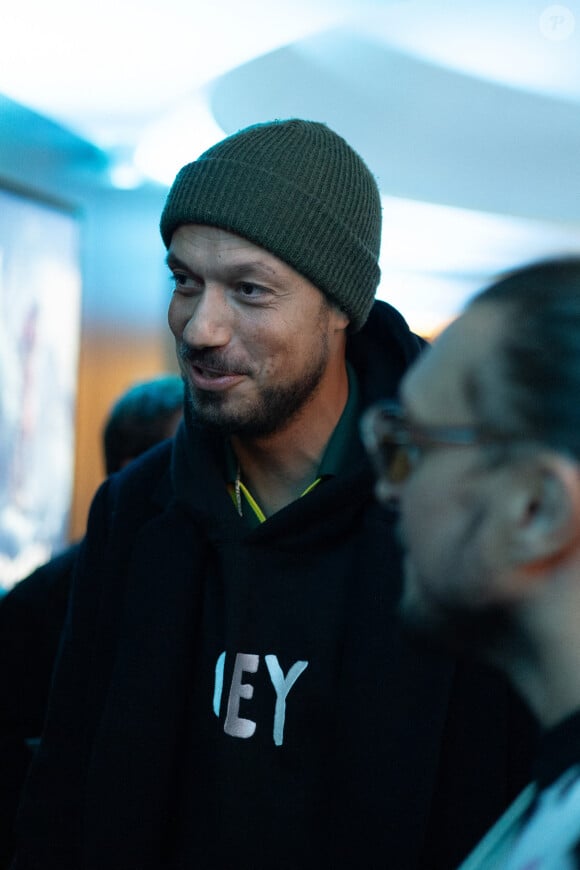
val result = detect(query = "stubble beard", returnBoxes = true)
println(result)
[182,331,331,438]
[397,556,515,663]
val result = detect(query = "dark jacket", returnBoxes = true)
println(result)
[0,543,81,869]
[12,301,535,870]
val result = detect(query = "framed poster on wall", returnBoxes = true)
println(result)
[0,184,81,591]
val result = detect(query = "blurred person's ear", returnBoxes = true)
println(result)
[484,451,580,593]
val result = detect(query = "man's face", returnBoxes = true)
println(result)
[383,303,513,652]
[167,225,349,438]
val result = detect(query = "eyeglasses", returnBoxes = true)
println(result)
[360,400,513,484]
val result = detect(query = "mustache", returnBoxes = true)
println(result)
[178,343,252,376]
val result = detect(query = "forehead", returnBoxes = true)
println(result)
[169,224,286,276]
[402,302,507,425]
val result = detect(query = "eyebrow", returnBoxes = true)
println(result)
[165,252,188,270]
[165,251,280,282]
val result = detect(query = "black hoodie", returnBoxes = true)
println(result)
[13,301,534,870]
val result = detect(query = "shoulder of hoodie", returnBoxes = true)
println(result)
[101,438,175,520]
[357,299,427,358]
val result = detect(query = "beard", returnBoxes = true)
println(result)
[179,333,330,438]
[397,557,517,663]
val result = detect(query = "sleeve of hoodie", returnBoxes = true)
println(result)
[10,476,118,870]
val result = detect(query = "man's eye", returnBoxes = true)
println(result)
[238,282,259,295]
[237,282,267,300]
[171,272,199,292]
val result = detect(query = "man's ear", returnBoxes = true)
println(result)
[330,306,350,332]
[490,452,580,570]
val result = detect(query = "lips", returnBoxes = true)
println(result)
[188,362,246,392]
[179,343,250,392]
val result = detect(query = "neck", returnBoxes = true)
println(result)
[231,363,349,517]
[489,591,580,729]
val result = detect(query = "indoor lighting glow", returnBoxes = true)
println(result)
[377,196,580,337]
[133,93,227,186]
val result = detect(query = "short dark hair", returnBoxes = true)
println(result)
[103,375,184,474]
[471,256,580,457]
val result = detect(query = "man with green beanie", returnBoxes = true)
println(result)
[12,119,534,870]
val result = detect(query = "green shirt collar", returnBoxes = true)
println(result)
[317,361,359,478]
[224,362,360,524]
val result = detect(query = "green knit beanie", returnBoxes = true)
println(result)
[160,119,382,331]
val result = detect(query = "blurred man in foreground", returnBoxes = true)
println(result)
[363,257,580,868]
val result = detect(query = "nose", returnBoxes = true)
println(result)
[181,286,233,349]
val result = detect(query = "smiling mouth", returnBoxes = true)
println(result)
[188,363,247,391]
[194,364,235,378]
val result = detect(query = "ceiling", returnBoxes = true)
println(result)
[2,0,580,334]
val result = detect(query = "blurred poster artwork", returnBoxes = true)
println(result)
[0,187,81,591]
